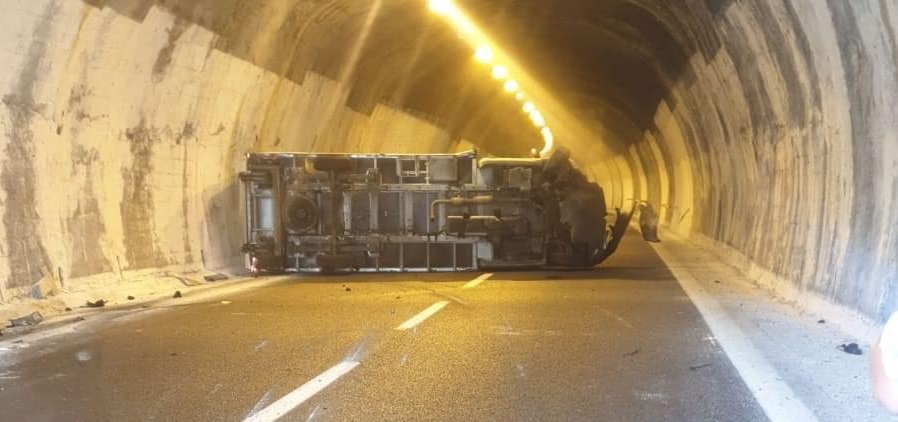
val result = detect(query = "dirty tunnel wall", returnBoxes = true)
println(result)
[0,1,453,301]
[598,0,898,322]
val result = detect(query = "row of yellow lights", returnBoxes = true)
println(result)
[428,0,554,157]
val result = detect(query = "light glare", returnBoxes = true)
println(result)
[491,65,509,80]
[429,0,453,15]
[503,80,519,93]
[522,102,535,113]
[530,110,545,127]
[474,46,494,63]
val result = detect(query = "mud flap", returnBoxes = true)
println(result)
[592,201,637,265]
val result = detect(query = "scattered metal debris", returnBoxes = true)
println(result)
[84,299,106,308]
[204,273,229,282]
[8,312,43,327]
[838,343,863,355]
[173,291,182,298]
[622,349,640,357]
[689,363,712,371]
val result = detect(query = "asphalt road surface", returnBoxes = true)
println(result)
[0,233,767,421]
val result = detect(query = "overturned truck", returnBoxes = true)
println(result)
[239,149,634,273]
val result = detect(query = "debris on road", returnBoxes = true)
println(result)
[817,319,826,324]
[9,312,43,328]
[173,291,182,298]
[221,301,232,305]
[64,307,72,312]
[75,316,86,322]
[204,273,229,282]
[622,349,640,357]
[713,280,722,284]
[85,299,106,308]
[838,343,863,355]
[345,287,352,292]
[689,363,712,371]
[127,296,135,300]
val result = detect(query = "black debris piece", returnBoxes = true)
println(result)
[9,312,43,327]
[622,349,639,357]
[345,287,352,292]
[204,273,229,282]
[13,340,23,344]
[127,296,135,300]
[689,363,712,371]
[173,291,182,299]
[64,307,72,312]
[817,319,826,324]
[714,280,722,284]
[85,299,106,308]
[170,352,178,357]
[396,296,401,299]
[838,343,863,355]
[75,316,86,322]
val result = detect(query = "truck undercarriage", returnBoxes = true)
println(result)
[240,149,634,273]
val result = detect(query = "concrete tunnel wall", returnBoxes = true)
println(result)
[1,0,897,322]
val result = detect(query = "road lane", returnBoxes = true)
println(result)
[0,233,768,421]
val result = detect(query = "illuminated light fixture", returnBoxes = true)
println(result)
[515,92,525,101]
[522,101,535,113]
[529,110,546,127]
[429,0,453,15]
[540,128,554,157]
[474,46,494,63]
[491,65,509,80]
[503,80,519,93]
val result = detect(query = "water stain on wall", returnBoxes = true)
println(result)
[152,17,189,82]
[68,146,112,278]
[1,3,58,289]
[120,119,169,269]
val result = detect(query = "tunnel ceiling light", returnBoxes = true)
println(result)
[474,46,494,63]
[540,129,554,157]
[429,0,453,15]
[425,0,557,155]
[503,80,520,93]
[491,65,509,80]
[529,110,545,127]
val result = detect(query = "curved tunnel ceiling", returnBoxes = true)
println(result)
[2,0,897,324]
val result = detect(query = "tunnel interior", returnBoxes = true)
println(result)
[1,0,896,320]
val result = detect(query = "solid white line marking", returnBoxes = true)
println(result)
[395,301,451,331]
[243,361,360,422]
[463,273,493,289]
[650,241,819,422]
